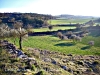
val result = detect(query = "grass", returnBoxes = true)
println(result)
[81,36,100,47]
[10,35,100,55]
[48,19,93,25]
[33,26,76,32]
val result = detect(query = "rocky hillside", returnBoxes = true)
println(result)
[0,40,100,75]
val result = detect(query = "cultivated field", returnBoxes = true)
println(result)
[33,26,76,32]
[9,35,100,55]
[48,19,93,25]
[8,18,100,55]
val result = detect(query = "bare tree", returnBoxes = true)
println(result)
[75,36,82,42]
[10,29,19,44]
[0,24,10,40]
[70,35,82,43]
[70,34,77,42]
[57,32,64,40]
[63,36,68,40]
[26,24,33,33]
[13,21,27,50]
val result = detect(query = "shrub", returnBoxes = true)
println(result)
[88,41,94,46]
[48,25,53,31]
[70,34,77,39]
[63,36,68,40]
[57,32,63,40]
[75,36,82,42]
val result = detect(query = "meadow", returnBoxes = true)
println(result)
[11,35,100,55]
[33,26,76,32]
[48,19,93,25]
[8,18,100,55]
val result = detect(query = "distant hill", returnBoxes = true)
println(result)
[56,14,97,19]
[94,18,100,23]
[0,13,56,28]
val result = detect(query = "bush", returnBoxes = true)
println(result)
[48,25,53,31]
[88,41,94,46]
[75,36,82,42]
[57,32,64,40]
[63,36,68,40]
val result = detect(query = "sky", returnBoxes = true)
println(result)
[0,0,100,16]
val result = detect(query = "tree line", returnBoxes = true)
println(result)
[0,13,55,28]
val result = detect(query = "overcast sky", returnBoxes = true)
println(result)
[0,0,100,16]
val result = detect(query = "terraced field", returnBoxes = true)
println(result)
[48,19,93,25]
[10,35,100,55]
[33,26,76,32]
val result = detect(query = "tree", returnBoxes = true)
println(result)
[70,35,82,43]
[13,21,27,50]
[70,34,77,42]
[66,31,73,38]
[10,29,19,44]
[48,25,53,31]
[0,23,10,40]
[10,18,15,22]
[75,36,82,42]
[76,23,82,30]
[88,41,94,46]
[57,32,64,40]
[26,24,33,33]
[0,19,2,24]
[89,20,94,26]
[42,20,49,27]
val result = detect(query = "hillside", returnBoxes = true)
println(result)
[0,13,100,75]
[56,14,96,19]
[0,13,55,28]
[0,41,100,75]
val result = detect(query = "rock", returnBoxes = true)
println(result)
[51,60,57,65]
[67,54,73,56]
[44,58,51,62]
[68,68,73,74]
[86,68,93,72]
[18,55,27,59]
[16,50,24,56]
[61,65,68,70]
[77,61,84,66]
[28,57,36,60]
[68,61,75,66]
[35,70,45,75]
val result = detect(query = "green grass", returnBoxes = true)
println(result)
[10,35,100,55]
[48,19,93,25]
[33,26,76,32]
[81,36,100,47]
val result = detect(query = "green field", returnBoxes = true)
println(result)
[11,35,100,55]
[33,26,76,32]
[48,19,93,25]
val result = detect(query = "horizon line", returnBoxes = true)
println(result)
[0,12,99,17]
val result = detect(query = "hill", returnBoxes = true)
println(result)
[56,14,96,19]
[0,41,100,75]
[0,13,55,28]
